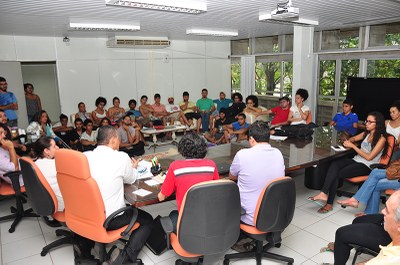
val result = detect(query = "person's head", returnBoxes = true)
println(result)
[154,93,161,104]
[74,118,83,130]
[382,190,400,239]
[342,99,354,115]
[96,125,120,150]
[219,92,226,100]
[0,77,8,92]
[95,97,107,109]
[219,108,227,119]
[59,114,68,126]
[35,110,51,125]
[128,99,137,110]
[100,117,111,127]
[112,97,120,108]
[24,83,34,94]
[183,91,189,101]
[140,95,148,104]
[201,88,208,98]
[78,102,86,112]
[389,100,400,122]
[33,136,59,159]
[279,95,290,109]
[237,113,246,125]
[365,111,388,157]
[248,121,270,145]
[0,110,7,124]
[84,119,93,132]
[122,115,131,126]
[295,88,309,105]
[178,133,207,159]
[0,123,10,141]
[232,92,243,103]
[246,95,259,107]
[168,97,174,104]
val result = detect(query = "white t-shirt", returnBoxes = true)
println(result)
[290,105,310,125]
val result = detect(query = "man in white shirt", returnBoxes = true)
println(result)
[165,96,190,127]
[84,126,152,265]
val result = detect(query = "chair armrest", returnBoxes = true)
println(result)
[103,206,138,237]
[4,170,22,192]
[160,216,173,249]
[370,163,387,169]
[240,207,246,216]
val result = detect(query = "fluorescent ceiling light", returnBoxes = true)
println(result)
[186,28,238,37]
[69,22,140,31]
[106,0,207,14]
[259,12,318,26]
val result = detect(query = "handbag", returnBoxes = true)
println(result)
[145,215,168,255]
[386,160,400,180]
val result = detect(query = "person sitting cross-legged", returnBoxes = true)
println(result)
[223,113,249,143]
[117,115,145,157]
[204,108,234,144]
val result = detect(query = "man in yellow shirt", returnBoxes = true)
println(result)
[179,91,201,133]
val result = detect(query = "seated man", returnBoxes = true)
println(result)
[179,91,201,133]
[158,133,219,232]
[151,93,168,126]
[53,114,74,147]
[117,115,145,157]
[330,98,358,137]
[204,108,234,144]
[196,88,215,132]
[69,118,84,151]
[138,95,154,128]
[80,119,96,151]
[223,113,249,143]
[74,102,91,122]
[260,95,291,128]
[84,126,153,264]
[210,91,233,130]
[126,99,142,124]
[165,96,190,127]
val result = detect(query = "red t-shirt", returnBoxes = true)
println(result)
[270,106,290,125]
[161,159,220,211]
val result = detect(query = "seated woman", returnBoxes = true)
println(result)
[26,110,58,142]
[90,97,107,128]
[243,95,262,124]
[309,112,389,213]
[33,136,63,211]
[107,97,125,124]
[226,92,246,120]
[0,123,23,186]
[287,88,310,125]
[80,119,97,151]
[386,100,400,161]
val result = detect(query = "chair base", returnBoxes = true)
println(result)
[41,229,74,256]
[0,206,39,233]
[224,241,294,265]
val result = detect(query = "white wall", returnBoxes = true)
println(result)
[0,35,231,117]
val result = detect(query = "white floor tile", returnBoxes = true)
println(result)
[0,218,42,244]
[137,250,155,265]
[325,209,356,226]
[301,260,317,265]
[283,230,328,259]
[282,224,301,239]
[5,253,53,265]
[142,246,179,264]
[291,209,322,229]
[309,251,334,264]
[304,219,341,242]
[298,200,341,218]
[2,235,47,263]
[48,244,74,265]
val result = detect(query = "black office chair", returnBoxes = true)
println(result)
[161,179,241,265]
[224,177,296,265]
[349,244,379,265]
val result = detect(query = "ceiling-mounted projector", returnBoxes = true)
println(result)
[271,0,299,19]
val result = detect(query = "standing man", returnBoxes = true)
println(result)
[229,121,285,226]
[84,126,152,264]
[196,88,215,132]
[0,77,18,127]
[117,115,145,157]
[179,91,202,133]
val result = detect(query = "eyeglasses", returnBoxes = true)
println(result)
[364,120,376,124]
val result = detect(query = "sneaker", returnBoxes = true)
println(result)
[102,247,121,265]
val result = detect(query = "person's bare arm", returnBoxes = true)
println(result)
[343,136,386,161]
[158,192,166,202]
[36,95,42,111]
[1,139,19,170]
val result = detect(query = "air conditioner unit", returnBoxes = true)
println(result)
[107,36,170,48]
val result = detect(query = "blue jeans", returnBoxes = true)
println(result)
[200,111,211,132]
[354,169,400,214]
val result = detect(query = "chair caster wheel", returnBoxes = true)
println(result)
[41,250,48,256]
[275,243,281,248]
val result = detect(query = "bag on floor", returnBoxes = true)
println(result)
[145,215,168,255]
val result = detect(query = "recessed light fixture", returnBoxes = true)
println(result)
[105,0,207,14]
[186,28,238,37]
[69,22,140,31]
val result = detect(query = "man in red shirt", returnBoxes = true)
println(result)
[158,133,219,232]
[262,96,291,128]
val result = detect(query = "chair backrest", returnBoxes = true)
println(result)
[380,134,395,166]
[255,177,296,232]
[19,157,57,216]
[55,149,108,241]
[177,180,240,255]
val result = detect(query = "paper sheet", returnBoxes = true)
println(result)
[270,135,288,141]
[144,179,160,186]
[132,189,152,197]
[153,173,166,184]
[331,145,346,152]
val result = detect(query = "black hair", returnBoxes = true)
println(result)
[0,77,6,82]
[97,125,117,145]
[237,113,246,120]
[129,99,137,106]
[364,111,388,157]
[95,97,107,107]
[202,88,208,93]
[33,136,53,159]
[295,88,309,101]
[279,95,290,102]
[343,98,353,106]
[34,110,51,125]
[0,123,11,140]
[24,83,34,90]
[74,118,83,124]
[113,97,120,103]
[183,91,189,97]
[220,91,226,96]
[232,92,243,102]
[99,117,111,127]
[141,95,148,100]
[78,102,85,107]
[122,114,131,120]
[220,108,227,114]
[84,119,93,127]
[390,100,400,113]
[59,114,68,120]
[178,133,207,159]
[154,93,161,99]
[248,121,270,143]
[246,95,259,107]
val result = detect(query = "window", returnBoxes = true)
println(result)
[284,35,293,52]
[321,28,359,50]
[282,61,293,95]
[255,62,281,96]
[254,36,279,54]
[369,22,400,47]
[231,58,241,92]
[340,59,360,97]
[367,59,400,78]
[319,60,336,96]
[231,39,250,55]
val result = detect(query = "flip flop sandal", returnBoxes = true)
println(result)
[307,196,326,207]
[320,242,334,253]
[318,206,333,214]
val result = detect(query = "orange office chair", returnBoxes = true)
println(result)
[54,149,140,263]
[224,177,296,265]
[0,168,38,233]
[337,134,395,199]
[160,180,241,264]
[18,157,74,256]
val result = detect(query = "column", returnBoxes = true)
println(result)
[240,56,255,99]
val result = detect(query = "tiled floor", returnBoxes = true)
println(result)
[0,141,381,265]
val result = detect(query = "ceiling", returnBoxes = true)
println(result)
[1,0,400,40]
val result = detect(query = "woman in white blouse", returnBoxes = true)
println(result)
[26,110,57,141]
[287,88,310,125]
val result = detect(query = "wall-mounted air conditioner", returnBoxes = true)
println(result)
[106,36,170,48]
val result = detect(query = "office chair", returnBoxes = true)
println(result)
[19,157,74,256]
[0,169,38,233]
[160,179,241,265]
[224,177,296,265]
[55,149,140,263]
[337,134,395,199]
[348,243,379,265]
